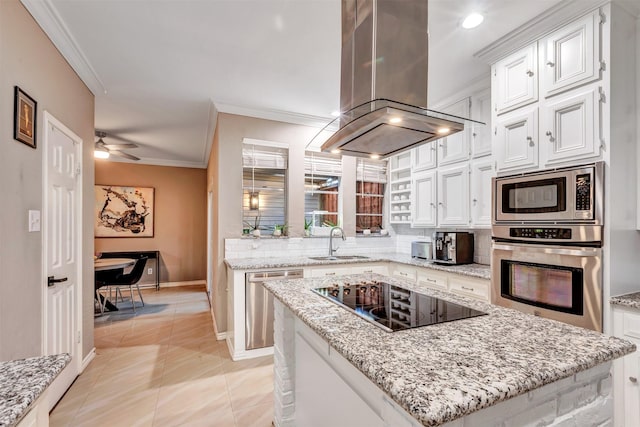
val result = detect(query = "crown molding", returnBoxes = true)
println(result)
[474,0,607,64]
[214,102,332,129]
[21,0,106,96]
[99,156,207,169]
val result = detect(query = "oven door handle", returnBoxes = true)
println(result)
[492,243,600,257]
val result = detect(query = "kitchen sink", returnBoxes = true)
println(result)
[308,255,369,261]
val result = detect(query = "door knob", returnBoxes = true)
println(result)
[47,276,68,287]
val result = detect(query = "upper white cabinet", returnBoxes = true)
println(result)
[437,164,470,226]
[411,142,437,172]
[437,97,471,166]
[411,170,437,228]
[540,10,601,98]
[541,85,601,166]
[471,88,492,158]
[493,43,538,115]
[495,104,539,173]
[470,159,495,227]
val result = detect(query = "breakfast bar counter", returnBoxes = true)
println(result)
[0,353,70,427]
[265,273,635,426]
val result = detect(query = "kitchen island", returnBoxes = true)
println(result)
[264,273,635,426]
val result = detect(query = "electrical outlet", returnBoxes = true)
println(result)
[147,268,153,275]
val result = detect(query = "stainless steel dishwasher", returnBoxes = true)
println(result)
[245,269,303,350]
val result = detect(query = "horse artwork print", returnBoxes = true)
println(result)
[95,185,154,237]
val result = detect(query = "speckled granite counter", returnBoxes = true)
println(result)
[0,354,70,427]
[610,291,640,310]
[265,273,635,426]
[224,253,490,280]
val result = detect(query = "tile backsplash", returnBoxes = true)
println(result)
[225,229,491,265]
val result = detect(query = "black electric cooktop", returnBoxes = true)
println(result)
[312,281,487,332]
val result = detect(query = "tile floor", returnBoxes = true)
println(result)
[50,285,274,427]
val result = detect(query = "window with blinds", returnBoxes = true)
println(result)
[356,158,387,234]
[304,152,341,233]
[242,144,288,235]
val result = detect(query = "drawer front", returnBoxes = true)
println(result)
[416,271,447,291]
[622,311,640,342]
[392,266,417,282]
[448,277,490,301]
[309,267,352,278]
[351,264,388,275]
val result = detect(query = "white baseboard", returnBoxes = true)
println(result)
[140,280,207,289]
[212,310,227,340]
[80,348,96,373]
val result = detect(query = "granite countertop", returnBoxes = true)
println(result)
[0,354,70,427]
[610,291,640,310]
[264,273,635,427]
[224,253,491,280]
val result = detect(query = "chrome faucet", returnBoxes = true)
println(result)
[329,226,346,257]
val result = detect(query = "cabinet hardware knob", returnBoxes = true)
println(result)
[430,203,435,207]
[546,61,555,67]
[526,136,534,147]
[461,286,474,291]
[438,202,444,206]
[473,198,478,204]
[546,131,552,136]
[630,377,638,383]
[526,70,534,77]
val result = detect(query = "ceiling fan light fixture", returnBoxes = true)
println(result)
[94,149,110,159]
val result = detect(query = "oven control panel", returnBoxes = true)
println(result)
[575,174,592,211]
[509,228,572,239]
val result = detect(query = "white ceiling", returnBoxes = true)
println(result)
[24,0,567,168]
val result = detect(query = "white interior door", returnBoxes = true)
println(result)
[42,112,82,409]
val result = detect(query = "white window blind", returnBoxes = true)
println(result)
[243,144,288,169]
[356,158,388,183]
[304,152,343,176]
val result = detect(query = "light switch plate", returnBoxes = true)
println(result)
[28,210,41,232]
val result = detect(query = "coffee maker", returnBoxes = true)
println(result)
[432,232,474,265]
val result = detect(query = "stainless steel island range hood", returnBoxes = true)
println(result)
[313,0,483,158]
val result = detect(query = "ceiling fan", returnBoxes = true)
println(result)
[94,130,140,161]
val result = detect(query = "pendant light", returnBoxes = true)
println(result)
[249,144,259,210]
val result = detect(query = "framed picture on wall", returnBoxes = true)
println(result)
[13,86,37,148]
[95,185,155,237]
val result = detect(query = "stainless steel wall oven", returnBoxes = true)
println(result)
[491,162,604,332]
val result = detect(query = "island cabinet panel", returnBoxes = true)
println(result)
[612,305,640,427]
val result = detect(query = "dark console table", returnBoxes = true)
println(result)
[98,250,160,290]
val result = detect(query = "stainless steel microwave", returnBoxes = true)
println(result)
[492,162,603,225]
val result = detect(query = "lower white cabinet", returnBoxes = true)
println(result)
[307,266,352,278]
[612,305,640,427]
[416,269,447,291]
[448,276,490,301]
[391,264,417,282]
[351,264,389,275]
[437,164,470,226]
[16,390,49,427]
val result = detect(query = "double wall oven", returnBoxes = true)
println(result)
[491,162,604,331]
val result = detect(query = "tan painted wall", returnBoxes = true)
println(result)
[95,162,207,283]
[0,0,95,361]
[207,113,321,333]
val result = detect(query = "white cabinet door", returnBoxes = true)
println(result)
[541,11,600,98]
[411,142,436,171]
[540,85,601,166]
[411,170,437,227]
[437,164,470,226]
[471,88,492,158]
[351,264,389,275]
[495,104,539,173]
[437,97,471,166]
[493,43,538,115]
[470,159,495,227]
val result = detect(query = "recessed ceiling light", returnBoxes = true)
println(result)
[462,13,484,29]
[331,111,341,117]
[370,154,380,160]
[389,117,402,124]
[331,149,341,154]
[437,127,451,134]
